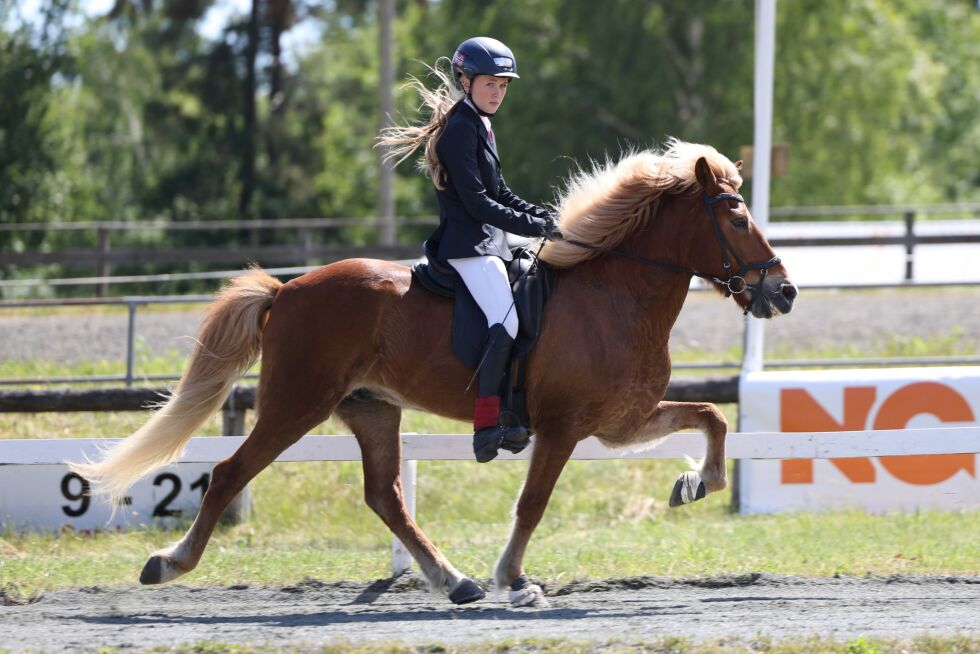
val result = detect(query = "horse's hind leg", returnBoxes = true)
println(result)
[635,401,728,508]
[139,398,339,585]
[335,393,485,605]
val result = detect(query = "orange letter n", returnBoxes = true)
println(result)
[780,387,877,484]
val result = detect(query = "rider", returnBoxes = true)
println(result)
[379,36,561,462]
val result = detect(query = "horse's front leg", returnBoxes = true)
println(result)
[495,432,578,608]
[638,400,729,507]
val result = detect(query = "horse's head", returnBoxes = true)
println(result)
[692,156,797,318]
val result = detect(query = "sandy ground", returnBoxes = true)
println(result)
[1,574,979,652]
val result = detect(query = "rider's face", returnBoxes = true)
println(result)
[465,75,509,115]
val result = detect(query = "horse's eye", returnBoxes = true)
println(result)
[732,218,748,230]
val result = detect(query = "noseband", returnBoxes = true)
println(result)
[564,191,781,298]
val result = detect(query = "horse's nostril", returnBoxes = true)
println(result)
[781,283,798,302]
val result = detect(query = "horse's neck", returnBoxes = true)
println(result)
[564,255,691,333]
[559,198,703,338]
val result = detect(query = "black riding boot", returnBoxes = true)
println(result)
[472,324,530,463]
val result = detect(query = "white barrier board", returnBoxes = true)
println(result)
[0,463,215,532]
[738,367,980,514]
[4,423,979,530]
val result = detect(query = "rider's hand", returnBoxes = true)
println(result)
[543,216,563,242]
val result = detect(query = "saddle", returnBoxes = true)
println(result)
[411,243,555,432]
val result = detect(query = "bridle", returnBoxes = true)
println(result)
[564,191,782,299]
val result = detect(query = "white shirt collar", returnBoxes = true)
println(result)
[463,98,493,133]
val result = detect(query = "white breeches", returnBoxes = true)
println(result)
[448,256,519,339]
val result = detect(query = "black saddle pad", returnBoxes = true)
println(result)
[411,248,554,370]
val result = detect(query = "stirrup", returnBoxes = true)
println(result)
[473,424,528,463]
[499,430,531,454]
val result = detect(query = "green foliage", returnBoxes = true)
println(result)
[397,0,758,205]
[773,0,980,208]
[1,1,979,285]
[0,0,70,247]
[846,637,884,654]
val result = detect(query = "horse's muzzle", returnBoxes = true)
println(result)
[748,276,798,319]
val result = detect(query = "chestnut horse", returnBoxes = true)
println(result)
[72,139,797,608]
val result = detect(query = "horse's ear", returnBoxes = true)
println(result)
[694,157,718,193]
[734,159,743,171]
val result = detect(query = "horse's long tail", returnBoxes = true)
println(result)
[69,266,283,506]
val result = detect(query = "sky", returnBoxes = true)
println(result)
[12,0,321,66]
[14,0,250,39]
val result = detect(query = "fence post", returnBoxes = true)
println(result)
[97,227,111,297]
[299,227,315,267]
[391,458,417,575]
[125,300,138,387]
[904,211,915,282]
[221,386,251,523]
[222,386,246,436]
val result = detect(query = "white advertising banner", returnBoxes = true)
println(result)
[738,367,980,514]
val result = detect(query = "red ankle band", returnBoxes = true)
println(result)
[473,395,501,430]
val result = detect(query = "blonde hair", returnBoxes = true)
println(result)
[539,138,742,268]
[377,59,462,190]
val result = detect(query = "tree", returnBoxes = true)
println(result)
[0,1,69,253]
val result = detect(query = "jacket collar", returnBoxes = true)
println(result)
[455,100,500,164]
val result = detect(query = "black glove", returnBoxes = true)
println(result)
[543,216,563,242]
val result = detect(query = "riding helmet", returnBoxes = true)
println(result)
[452,37,520,81]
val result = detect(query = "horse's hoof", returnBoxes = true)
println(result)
[669,470,706,508]
[448,577,486,605]
[139,554,185,585]
[509,574,549,608]
[139,556,166,585]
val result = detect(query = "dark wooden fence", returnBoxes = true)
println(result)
[0,385,256,436]
[4,205,980,293]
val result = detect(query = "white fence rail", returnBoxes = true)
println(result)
[3,428,980,466]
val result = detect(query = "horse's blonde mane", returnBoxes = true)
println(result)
[539,138,742,268]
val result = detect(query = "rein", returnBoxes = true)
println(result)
[564,191,781,298]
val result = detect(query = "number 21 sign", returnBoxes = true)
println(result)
[0,463,216,532]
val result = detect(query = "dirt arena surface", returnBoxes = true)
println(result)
[2,574,979,651]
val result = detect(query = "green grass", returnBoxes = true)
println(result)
[0,349,191,384]
[767,325,976,361]
[671,326,977,366]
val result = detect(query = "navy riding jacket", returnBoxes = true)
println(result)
[426,100,551,263]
